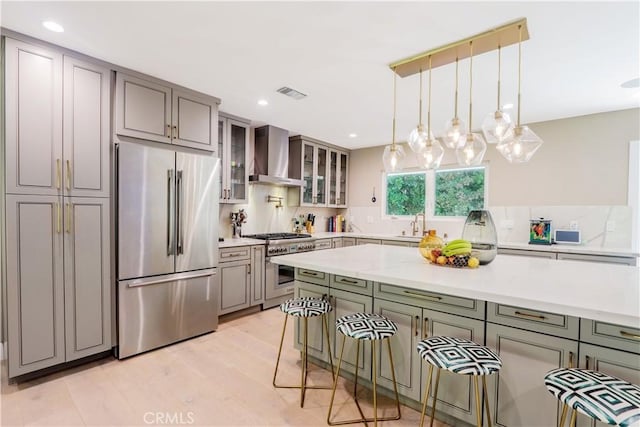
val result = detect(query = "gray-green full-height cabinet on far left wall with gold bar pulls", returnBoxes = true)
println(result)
[3,36,112,378]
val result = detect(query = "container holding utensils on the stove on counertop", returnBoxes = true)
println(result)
[230,209,247,238]
[305,214,316,233]
[293,214,316,233]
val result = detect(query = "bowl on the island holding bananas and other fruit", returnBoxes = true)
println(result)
[420,238,480,268]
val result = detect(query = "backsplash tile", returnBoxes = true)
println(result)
[345,206,466,239]
[218,185,341,238]
[489,205,632,248]
[345,205,633,249]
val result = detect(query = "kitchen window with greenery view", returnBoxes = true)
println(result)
[434,167,486,216]
[385,172,426,216]
[385,166,486,217]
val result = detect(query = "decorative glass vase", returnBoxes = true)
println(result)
[461,210,498,264]
[418,229,444,261]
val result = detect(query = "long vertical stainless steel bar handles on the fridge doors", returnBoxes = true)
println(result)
[167,169,175,255]
[176,170,184,255]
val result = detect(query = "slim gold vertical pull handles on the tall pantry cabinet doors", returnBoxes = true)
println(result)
[56,159,61,189]
[66,203,71,233]
[56,202,61,233]
[66,160,71,191]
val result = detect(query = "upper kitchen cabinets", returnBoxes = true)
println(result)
[290,135,349,207]
[305,143,328,206]
[5,38,110,197]
[328,150,348,207]
[64,57,111,197]
[218,114,249,203]
[115,72,220,152]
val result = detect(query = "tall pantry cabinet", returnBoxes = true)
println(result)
[3,38,112,377]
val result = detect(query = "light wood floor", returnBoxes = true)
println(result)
[1,307,449,426]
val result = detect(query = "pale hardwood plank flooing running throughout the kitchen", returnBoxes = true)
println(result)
[1,308,448,426]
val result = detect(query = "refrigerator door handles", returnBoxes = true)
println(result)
[176,170,184,255]
[167,169,175,256]
[167,169,185,257]
[123,268,216,288]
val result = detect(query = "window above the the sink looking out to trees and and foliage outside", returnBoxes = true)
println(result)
[384,166,486,218]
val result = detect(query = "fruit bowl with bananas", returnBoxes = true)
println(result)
[420,238,480,268]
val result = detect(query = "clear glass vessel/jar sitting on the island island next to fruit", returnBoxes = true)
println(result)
[461,210,498,264]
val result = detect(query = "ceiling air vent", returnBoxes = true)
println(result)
[276,86,307,100]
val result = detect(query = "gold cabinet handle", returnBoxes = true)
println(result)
[514,310,547,320]
[172,125,177,140]
[414,315,420,337]
[585,355,590,370]
[403,290,442,301]
[166,124,171,138]
[66,160,71,191]
[66,203,71,233]
[620,330,640,340]
[568,351,574,368]
[226,252,242,257]
[423,317,429,339]
[56,202,61,233]
[300,270,318,277]
[56,159,61,190]
[339,278,359,285]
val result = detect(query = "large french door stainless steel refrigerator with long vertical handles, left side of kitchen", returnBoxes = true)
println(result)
[116,142,220,359]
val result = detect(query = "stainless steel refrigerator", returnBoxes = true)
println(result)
[116,142,220,358]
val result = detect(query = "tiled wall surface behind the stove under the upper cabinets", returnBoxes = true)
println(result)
[218,184,342,239]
